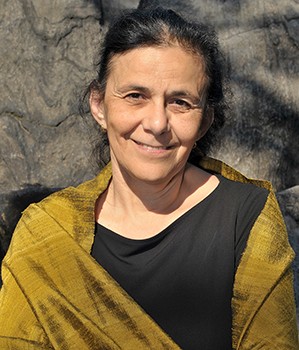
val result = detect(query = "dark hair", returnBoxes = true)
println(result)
[88,7,228,167]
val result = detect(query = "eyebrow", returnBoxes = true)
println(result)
[168,90,201,101]
[117,85,151,94]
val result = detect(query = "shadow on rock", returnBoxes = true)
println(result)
[0,185,60,264]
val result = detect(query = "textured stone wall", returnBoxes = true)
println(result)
[0,0,137,256]
[0,0,298,320]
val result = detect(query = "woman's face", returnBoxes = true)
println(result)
[90,45,212,185]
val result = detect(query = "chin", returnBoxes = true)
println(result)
[125,163,185,185]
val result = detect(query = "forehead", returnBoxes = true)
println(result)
[107,45,207,92]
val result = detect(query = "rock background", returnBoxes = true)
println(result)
[0,0,298,322]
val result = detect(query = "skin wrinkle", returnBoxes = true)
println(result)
[1,156,296,348]
[113,85,205,110]
[0,4,297,346]
[90,45,217,240]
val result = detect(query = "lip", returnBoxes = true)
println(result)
[133,140,173,153]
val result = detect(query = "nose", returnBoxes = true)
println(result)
[142,100,170,135]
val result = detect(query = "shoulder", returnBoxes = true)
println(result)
[197,156,271,206]
[4,187,81,260]
[20,163,112,225]
[4,167,112,260]
[218,175,269,208]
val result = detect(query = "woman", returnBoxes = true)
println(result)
[0,7,297,350]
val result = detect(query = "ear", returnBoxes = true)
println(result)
[197,107,214,140]
[89,89,107,130]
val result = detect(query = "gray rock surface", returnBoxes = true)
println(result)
[0,0,138,257]
[0,0,298,323]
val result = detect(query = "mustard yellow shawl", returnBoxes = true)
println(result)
[0,157,298,349]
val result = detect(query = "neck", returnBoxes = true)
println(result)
[95,160,218,239]
[106,163,188,215]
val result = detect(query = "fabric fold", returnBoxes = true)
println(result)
[0,157,297,349]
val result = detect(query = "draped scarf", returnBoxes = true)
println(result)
[0,157,297,349]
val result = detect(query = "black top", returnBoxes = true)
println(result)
[91,175,269,349]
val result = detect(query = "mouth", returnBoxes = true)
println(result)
[133,140,172,150]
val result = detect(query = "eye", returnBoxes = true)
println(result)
[168,98,192,112]
[125,92,144,101]
[174,99,191,107]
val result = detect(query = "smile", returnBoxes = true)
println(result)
[134,140,171,150]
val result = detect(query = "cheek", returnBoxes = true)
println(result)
[173,119,202,144]
[103,104,124,132]
[104,109,136,143]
